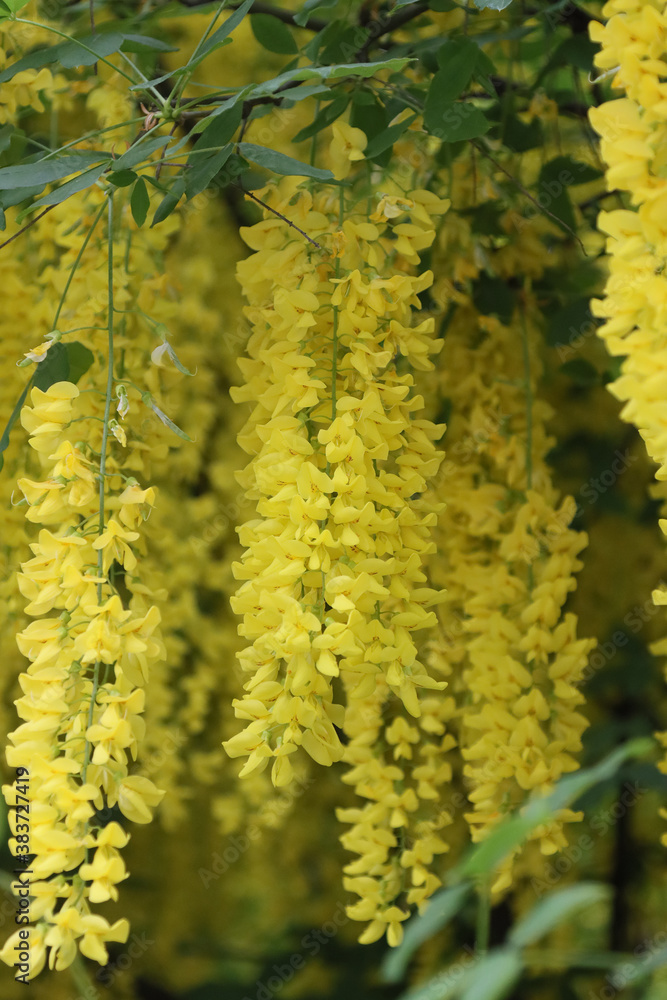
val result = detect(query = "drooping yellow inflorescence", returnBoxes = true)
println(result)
[228,124,454,940]
[589,0,667,843]
[0,380,163,975]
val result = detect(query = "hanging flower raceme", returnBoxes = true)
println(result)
[227,125,452,940]
[589,0,667,842]
[0,381,164,977]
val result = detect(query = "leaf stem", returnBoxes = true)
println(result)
[81,192,114,786]
[53,198,107,328]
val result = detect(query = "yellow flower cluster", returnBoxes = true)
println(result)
[589,0,667,840]
[228,125,452,938]
[0,378,164,976]
[428,151,596,892]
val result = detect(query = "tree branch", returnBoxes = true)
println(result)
[176,0,328,31]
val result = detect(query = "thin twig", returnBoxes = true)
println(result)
[155,122,179,181]
[356,1,429,61]
[0,206,56,252]
[472,140,587,254]
[178,0,327,30]
[236,184,322,248]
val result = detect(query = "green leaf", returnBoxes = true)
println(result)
[237,143,333,180]
[107,169,137,188]
[185,144,232,199]
[364,113,418,160]
[0,206,5,230]
[112,135,172,171]
[251,13,298,54]
[0,30,157,82]
[559,358,600,386]
[142,394,192,441]
[459,949,522,1000]
[0,184,44,209]
[537,158,582,233]
[510,883,610,949]
[1,0,31,13]
[472,275,515,325]
[251,58,412,97]
[197,0,255,60]
[292,95,349,143]
[0,152,109,191]
[32,342,70,391]
[185,104,240,198]
[455,739,654,882]
[294,0,338,27]
[32,163,107,207]
[382,883,471,984]
[131,177,150,227]
[435,38,479,98]
[151,180,185,227]
[502,113,543,152]
[473,0,513,8]
[0,123,14,154]
[425,100,489,142]
[57,31,125,69]
[66,342,95,384]
[0,379,31,474]
[120,33,178,54]
[193,101,242,150]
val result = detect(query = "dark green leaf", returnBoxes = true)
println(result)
[350,93,390,164]
[194,102,243,149]
[509,883,610,948]
[559,358,600,386]
[502,113,543,152]
[435,37,479,97]
[536,158,578,233]
[0,206,4,230]
[112,135,172,171]
[0,124,14,154]
[0,184,44,209]
[0,152,109,191]
[425,100,489,141]
[546,298,596,348]
[120,34,178,54]
[382,883,471,983]
[320,24,369,63]
[198,0,255,60]
[33,342,70,391]
[542,155,603,185]
[131,177,150,227]
[151,180,184,227]
[472,275,515,325]
[185,144,232,199]
[292,96,349,143]
[250,13,298,54]
[251,58,412,97]
[0,45,59,83]
[294,0,338,27]
[0,379,31,474]
[58,32,125,69]
[107,169,137,187]
[66,342,95,384]
[364,113,418,160]
[33,164,108,207]
[237,143,333,180]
